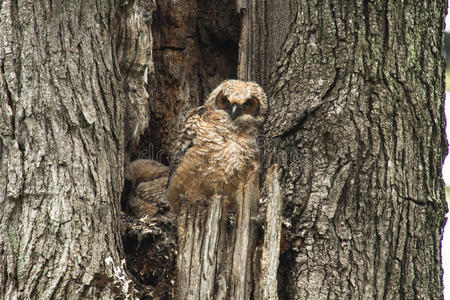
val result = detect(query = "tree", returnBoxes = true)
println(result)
[250,1,447,298]
[0,0,152,298]
[1,0,447,299]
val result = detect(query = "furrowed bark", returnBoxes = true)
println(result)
[1,0,446,299]
[116,0,156,159]
[0,1,136,298]
[239,0,447,298]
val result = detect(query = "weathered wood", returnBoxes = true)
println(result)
[176,168,282,299]
[230,171,259,299]
[177,196,223,299]
[116,0,156,158]
[2,0,446,299]
[237,0,295,83]
[176,172,259,299]
[255,165,281,300]
[240,0,448,298]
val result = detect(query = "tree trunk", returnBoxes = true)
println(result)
[176,180,258,299]
[0,1,137,298]
[1,0,447,299]
[176,167,282,300]
[239,0,448,298]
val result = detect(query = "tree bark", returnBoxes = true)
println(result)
[1,0,447,299]
[239,0,448,298]
[0,1,136,298]
[254,165,282,300]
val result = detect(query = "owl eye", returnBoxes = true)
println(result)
[243,98,254,108]
[216,91,230,110]
[243,97,259,116]
[221,96,230,107]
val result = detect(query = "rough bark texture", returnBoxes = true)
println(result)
[1,0,446,299]
[0,0,136,299]
[238,0,448,298]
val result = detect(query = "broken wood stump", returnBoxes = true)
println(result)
[176,166,281,299]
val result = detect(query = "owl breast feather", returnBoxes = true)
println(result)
[191,114,258,184]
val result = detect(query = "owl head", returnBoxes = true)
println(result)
[205,80,267,129]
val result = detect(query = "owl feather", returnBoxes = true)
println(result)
[166,80,267,213]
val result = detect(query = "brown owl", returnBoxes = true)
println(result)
[124,159,170,218]
[166,80,267,213]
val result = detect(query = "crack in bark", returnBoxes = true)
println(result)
[398,195,426,206]
[1,63,16,139]
[153,46,186,51]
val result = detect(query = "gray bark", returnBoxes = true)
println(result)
[1,0,446,299]
[239,0,448,298]
[0,1,138,298]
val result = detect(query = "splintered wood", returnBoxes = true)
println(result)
[176,166,281,299]
[254,165,282,300]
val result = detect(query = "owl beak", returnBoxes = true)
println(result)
[229,103,242,120]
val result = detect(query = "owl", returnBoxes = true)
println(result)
[166,79,267,213]
[124,159,170,218]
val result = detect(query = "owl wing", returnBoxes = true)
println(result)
[167,105,207,188]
